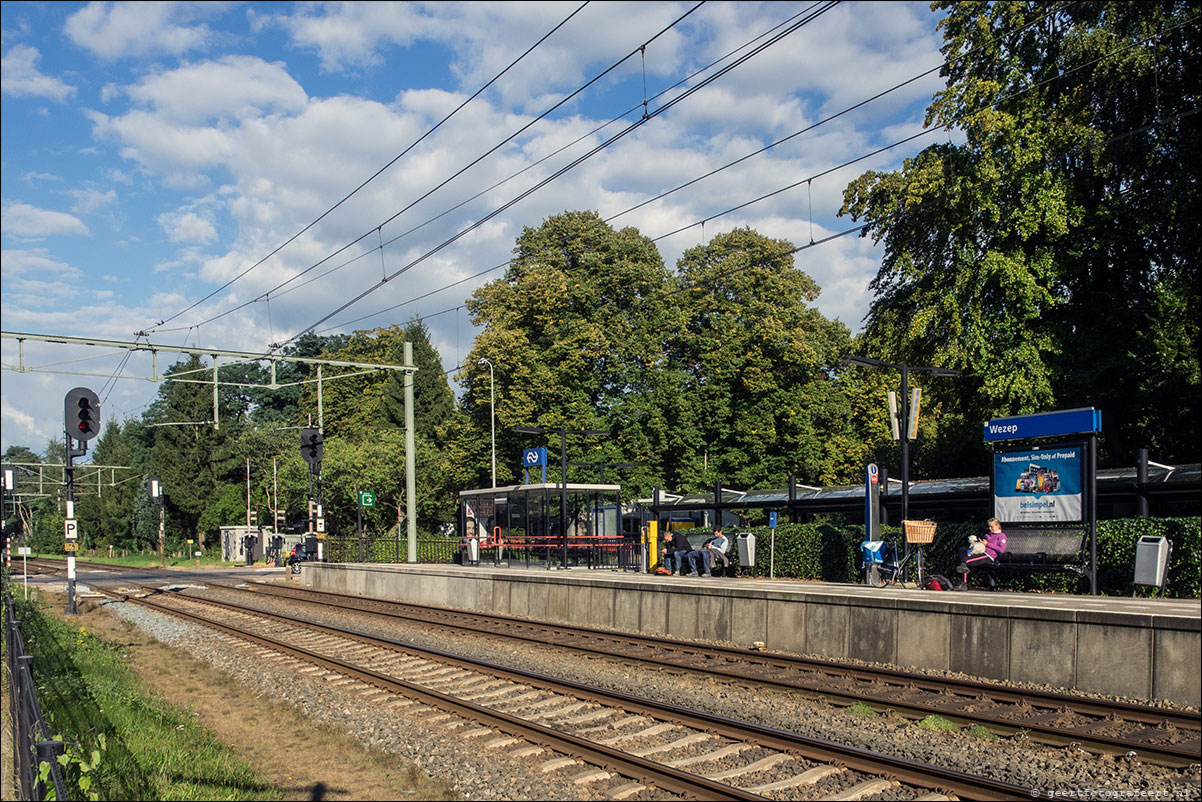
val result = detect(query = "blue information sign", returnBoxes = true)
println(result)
[522,447,548,467]
[983,408,1101,442]
[769,512,777,528]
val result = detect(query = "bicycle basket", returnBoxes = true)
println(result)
[860,539,887,565]
[903,519,937,544]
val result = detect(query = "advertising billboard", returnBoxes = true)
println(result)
[993,444,1085,524]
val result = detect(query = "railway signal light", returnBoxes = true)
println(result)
[64,387,101,441]
[300,427,323,468]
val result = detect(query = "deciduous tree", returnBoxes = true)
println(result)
[840,1,1199,465]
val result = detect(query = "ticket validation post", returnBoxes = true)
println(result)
[147,478,165,566]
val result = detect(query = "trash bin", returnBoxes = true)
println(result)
[736,532,756,570]
[466,537,480,563]
[1134,536,1170,588]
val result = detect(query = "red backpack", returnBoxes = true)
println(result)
[924,574,954,591]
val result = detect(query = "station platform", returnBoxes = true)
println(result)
[302,562,1201,708]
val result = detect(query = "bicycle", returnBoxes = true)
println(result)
[861,534,916,588]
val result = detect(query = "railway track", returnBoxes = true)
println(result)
[90,580,1043,801]
[217,579,1201,769]
[22,558,1199,776]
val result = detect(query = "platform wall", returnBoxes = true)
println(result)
[304,564,1200,707]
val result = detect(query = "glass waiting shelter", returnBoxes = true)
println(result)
[458,483,636,569]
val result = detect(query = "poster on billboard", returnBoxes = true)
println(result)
[993,444,1085,524]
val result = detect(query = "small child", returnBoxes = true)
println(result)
[954,518,1007,589]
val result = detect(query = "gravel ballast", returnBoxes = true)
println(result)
[107,585,1201,801]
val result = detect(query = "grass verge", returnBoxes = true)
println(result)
[31,551,236,569]
[14,590,282,801]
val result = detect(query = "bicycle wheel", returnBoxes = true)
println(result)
[866,563,891,587]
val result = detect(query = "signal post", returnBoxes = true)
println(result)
[301,427,324,562]
[63,387,101,615]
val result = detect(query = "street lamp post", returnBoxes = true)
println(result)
[842,355,961,525]
[478,358,496,487]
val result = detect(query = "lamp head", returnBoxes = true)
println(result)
[842,354,886,368]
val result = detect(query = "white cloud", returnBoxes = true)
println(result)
[22,171,64,185]
[0,202,90,238]
[68,187,119,215]
[257,1,689,106]
[64,1,225,60]
[103,168,134,184]
[125,55,307,124]
[0,248,88,306]
[1,393,43,445]
[253,1,427,72]
[0,44,76,101]
[157,208,217,244]
[0,247,83,278]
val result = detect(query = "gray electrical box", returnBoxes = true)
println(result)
[1133,536,1170,588]
[737,532,756,568]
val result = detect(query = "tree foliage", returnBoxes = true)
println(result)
[672,228,853,488]
[458,212,855,498]
[840,0,1200,466]
[463,210,677,492]
[10,2,1200,562]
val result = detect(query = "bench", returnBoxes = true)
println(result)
[659,533,732,576]
[976,527,1090,589]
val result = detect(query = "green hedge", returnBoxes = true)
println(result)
[683,517,1200,598]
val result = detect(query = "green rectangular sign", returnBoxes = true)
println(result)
[359,491,376,508]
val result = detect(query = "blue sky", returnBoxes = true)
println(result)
[1,1,948,453]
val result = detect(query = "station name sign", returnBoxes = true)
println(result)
[983,408,1101,442]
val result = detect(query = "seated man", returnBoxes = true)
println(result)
[662,530,700,575]
[699,528,730,576]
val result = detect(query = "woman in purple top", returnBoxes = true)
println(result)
[955,517,1007,589]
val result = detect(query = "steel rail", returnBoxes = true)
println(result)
[235,580,1201,767]
[93,587,764,802]
[24,557,1199,767]
[116,584,1050,801]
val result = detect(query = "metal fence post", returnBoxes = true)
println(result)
[34,739,66,800]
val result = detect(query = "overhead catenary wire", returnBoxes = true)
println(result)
[145,1,592,334]
[314,5,1193,339]
[173,0,1080,342]
[155,1,824,335]
[4,97,1182,401]
[287,1,841,344]
[75,1,1182,377]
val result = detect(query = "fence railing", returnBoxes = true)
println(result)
[321,534,644,571]
[323,536,460,565]
[4,588,69,801]
[464,536,643,571]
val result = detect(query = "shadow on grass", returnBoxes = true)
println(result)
[17,597,282,800]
